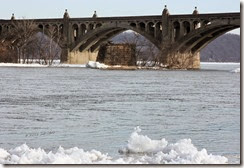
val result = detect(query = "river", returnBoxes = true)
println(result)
[0,63,240,164]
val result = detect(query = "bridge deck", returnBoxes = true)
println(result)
[0,12,240,23]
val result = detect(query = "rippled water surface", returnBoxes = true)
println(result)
[0,63,240,164]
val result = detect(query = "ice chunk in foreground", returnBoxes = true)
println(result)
[118,127,228,164]
[0,127,228,164]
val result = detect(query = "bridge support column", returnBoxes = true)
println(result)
[61,49,98,64]
[61,48,69,63]
[162,51,200,69]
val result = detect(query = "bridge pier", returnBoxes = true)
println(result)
[61,48,98,64]
[162,51,200,69]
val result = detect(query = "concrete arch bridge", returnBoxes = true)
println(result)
[0,7,240,69]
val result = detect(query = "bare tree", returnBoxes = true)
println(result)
[0,41,17,63]
[120,32,148,63]
[0,29,18,63]
[166,51,200,69]
[24,26,62,65]
[44,26,62,65]
[9,19,38,63]
[0,20,62,65]
[142,40,161,67]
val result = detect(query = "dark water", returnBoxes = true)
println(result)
[0,63,240,164]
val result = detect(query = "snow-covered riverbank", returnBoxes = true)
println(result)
[0,62,240,72]
[0,63,86,68]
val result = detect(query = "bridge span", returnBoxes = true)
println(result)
[0,6,240,69]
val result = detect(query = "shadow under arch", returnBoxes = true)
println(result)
[70,23,162,52]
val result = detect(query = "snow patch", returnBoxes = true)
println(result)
[86,61,108,69]
[201,62,240,65]
[0,63,48,67]
[0,63,87,68]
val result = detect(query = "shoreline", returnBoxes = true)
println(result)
[0,62,240,69]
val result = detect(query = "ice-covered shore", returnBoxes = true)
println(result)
[0,63,87,68]
[0,61,136,70]
[0,62,240,72]
[0,127,228,164]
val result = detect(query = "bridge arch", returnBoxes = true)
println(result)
[190,26,239,53]
[172,21,240,54]
[70,23,162,52]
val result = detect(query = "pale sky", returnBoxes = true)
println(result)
[0,0,241,34]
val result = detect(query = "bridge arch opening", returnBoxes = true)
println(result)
[139,22,146,31]
[89,23,94,31]
[147,22,155,36]
[173,21,180,41]
[202,20,211,27]
[193,20,201,29]
[59,24,64,34]
[45,24,50,30]
[69,21,162,65]
[96,23,102,28]
[175,23,240,57]
[155,22,162,40]
[191,26,239,53]
[198,28,240,62]
[38,24,43,30]
[4,25,10,32]
[80,24,87,35]
[109,30,161,65]
[71,22,162,53]
[51,25,59,39]
[52,24,59,31]
[72,24,79,42]
[130,23,136,28]
[183,21,191,36]
[43,24,51,35]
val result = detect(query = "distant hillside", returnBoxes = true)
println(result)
[112,32,240,62]
[200,33,240,62]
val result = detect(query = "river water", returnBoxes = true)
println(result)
[0,63,240,164]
